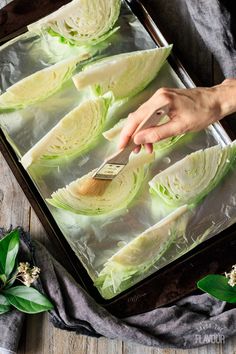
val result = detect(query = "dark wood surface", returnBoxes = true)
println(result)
[0,0,70,42]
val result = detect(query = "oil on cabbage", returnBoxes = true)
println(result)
[73,46,172,99]
[0,53,89,111]
[95,205,189,299]
[47,152,154,215]
[103,115,183,151]
[21,95,112,169]
[149,142,236,207]
[28,0,121,46]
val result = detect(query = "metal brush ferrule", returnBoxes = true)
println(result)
[93,163,125,180]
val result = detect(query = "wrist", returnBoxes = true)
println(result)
[212,79,236,119]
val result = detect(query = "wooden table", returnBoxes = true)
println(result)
[1,0,236,353]
[0,150,236,354]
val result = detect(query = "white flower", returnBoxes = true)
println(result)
[17,262,40,287]
[225,265,236,287]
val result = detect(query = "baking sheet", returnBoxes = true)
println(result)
[1,1,236,299]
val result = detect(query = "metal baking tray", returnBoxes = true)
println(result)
[1,0,236,317]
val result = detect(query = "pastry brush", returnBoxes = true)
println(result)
[77,104,169,196]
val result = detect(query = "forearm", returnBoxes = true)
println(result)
[213,79,236,119]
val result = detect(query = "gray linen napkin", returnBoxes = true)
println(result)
[146,0,236,82]
[1,228,236,353]
[185,0,236,78]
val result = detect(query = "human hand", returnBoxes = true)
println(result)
[118,79,236,153]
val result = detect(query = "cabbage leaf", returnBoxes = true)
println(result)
[95,205,189,299]
[28,0,121,46]
[103,115,183,151]
[149,142,236,207]
[73,46,172,99]
[21,95,112,169]
[47,152,154,215]
[0,54,89,111]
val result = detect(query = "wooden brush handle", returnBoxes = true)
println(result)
[122,104,169,155]
[108,104,169,163]
[132,104,169,136]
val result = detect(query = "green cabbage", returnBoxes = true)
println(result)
[103,118,126,141]
[149,142,236,207]
[28,0,121,46]
[73,46,172,99]
[103,115,183,151]
[47,152,154,215]
[0,53,89,111]
[95,205,189,299]
[21,96,111,169]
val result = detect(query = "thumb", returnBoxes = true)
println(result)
[134,121,181,145]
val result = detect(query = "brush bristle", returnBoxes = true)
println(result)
[76,177,111,196]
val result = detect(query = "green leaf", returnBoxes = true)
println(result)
[197,274,236,303]
[0,230,20,278]
[4,268,19,289]
[0,294,11,315]
[3,286,54,314]
[0,274,7,284]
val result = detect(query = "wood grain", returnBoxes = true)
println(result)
[0,149,235,354]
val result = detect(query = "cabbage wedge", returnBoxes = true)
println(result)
[103,115,183,150]
[95,205,189,299]
[103,118,126,141]
[73,46,172,99]
[47,152,154,215]
[0,54,89,111]
[28,0,121,46]
[149,142,236,207]
[21,96,111,169]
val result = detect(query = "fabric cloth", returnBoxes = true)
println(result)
[1,228,236,354]
[1,0,236,353]
[146,0,236,83]
[185,0,236,78]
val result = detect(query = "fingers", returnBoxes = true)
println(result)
[133,145,141,154]
[118,87,178,151]
[134,121,181,145]
[118,84,220,151]
[118,110,146,149]
[133,143,153,154]
[118,132,131,150]
[144,143,153,154]
[118,88,172,149]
